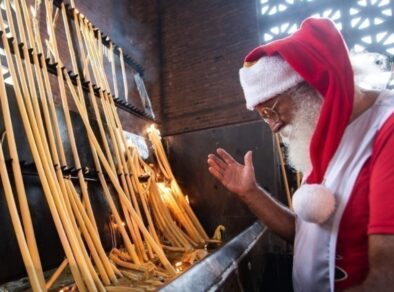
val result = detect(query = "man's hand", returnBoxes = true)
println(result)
[207,148,258,201]
[208,148,295,242]
[207,147,295,242]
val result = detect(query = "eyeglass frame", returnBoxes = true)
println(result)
[257,95,281,124]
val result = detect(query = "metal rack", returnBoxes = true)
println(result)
[39,0,154,121]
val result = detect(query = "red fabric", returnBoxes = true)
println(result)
[335,113,394,290]
[244,18,354,185]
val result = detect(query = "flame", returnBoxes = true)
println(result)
[147,124,160,136]
[112,221,126,229]
[175,261,183,273]
[185,195,190,205]
[157,183,172,202]
[30,6,36,17]
[157,182,169,192]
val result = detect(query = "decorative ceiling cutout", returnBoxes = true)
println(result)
[259,0,394,56]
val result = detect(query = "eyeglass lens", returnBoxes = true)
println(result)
[260,97,280,122]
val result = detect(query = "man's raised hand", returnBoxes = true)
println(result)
[207,148,258,200]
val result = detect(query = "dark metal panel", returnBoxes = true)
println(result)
[163,120,284,240]
[0,175,63,283]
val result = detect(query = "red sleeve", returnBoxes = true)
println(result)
[368,113,394,234]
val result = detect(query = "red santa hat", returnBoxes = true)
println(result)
[239,56,304,110]
[240,18,354,224]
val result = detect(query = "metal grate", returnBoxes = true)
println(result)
[258,0,394,56]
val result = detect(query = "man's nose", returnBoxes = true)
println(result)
[266,119,276,131]
[268,122,275,133]
[265,119,282,133]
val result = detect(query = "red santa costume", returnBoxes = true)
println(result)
[239,18,394,291]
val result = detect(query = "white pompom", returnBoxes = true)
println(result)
[292,184,336,224]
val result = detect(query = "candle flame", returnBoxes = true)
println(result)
[30,6,36,17]
[157,183,172,202]
[147,124,160,136]
[175,261,183,273]
[112,221,126,229]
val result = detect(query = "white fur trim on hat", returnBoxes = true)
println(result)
[292,184,336,224]
[239,56,303,110]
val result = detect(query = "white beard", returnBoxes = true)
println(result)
[279,87,322,175]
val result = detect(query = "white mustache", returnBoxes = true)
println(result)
[278,93,322,175]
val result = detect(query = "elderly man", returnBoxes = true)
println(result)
[207,18,394,291]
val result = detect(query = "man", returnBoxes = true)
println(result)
[207,18,394,291]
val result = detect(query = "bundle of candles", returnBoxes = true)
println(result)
[0,0,223,291]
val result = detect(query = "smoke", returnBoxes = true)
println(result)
[350,51,391,90]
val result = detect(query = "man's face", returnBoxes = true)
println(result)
[255,93,295,133]
[255,85,322,174]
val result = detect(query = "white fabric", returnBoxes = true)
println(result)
[239,56,303,110]
[292,184,336,224]
[292,90,394,292]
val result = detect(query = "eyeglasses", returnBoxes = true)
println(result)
[257,95,280,123]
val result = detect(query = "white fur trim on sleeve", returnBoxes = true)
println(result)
[239,56,303,110]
